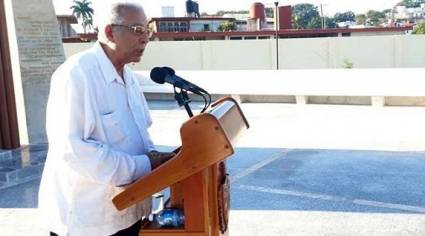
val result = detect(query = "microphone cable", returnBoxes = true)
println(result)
[202,91,212,113]
[200,92,209,113]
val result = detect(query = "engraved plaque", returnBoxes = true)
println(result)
[7,0,65,143]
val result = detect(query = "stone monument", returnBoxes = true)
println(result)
[4,0,66,144]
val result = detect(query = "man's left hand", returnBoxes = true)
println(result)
[147,151,175,170]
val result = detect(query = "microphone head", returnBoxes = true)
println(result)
[162,66,175,75]
[150,67,167,84]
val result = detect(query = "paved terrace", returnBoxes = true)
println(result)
[1,100,425,235]
[2,66,425,236]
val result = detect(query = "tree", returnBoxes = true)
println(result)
[70,0,94,33]
[366,10,386,26]
[217,21,237,32]
[355,14,367,25]
[342,59,354,69]
[334,11,355,23]
[265,7,274,18]
[413,23,425,34]
[292,14,300,29]
[397,0,424,8]
[324,17,337,28]
[382,9,392,14]
[216,10,248,16]
[292,4,321,29]
[306,16,323,29]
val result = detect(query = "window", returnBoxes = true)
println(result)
[159,22,166,32]
[203,24,210,32]
[180,22,188,32]
[167,22,173,32]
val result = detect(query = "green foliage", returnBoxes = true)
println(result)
[355,14,367,25]
[397,0,424,8]
[342,59,354,69]
[382,9,392,14]
[366,10,386,26]
[70,0,94,33]
[217,21,237,32]
[306,16,323,29]
[291,14,300,29]
[413,23,425,34]
[292,4,320,29]
[216,10,248,16]
[334,11,355,23]
[324,17,337,28]
[265,7,274,18]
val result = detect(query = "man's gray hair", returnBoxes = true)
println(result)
[96,1,146,42]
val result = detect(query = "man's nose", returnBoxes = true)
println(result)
[138,33,150,43]
[139,37,149,44]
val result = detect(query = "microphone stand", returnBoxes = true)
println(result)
[174,87,193,117]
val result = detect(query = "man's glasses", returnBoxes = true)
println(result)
[111,24,153,37]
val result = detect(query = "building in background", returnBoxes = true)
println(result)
[247,2,267,31]
[149,17,236,34]
[59,1,414,42]
[56,15,77,38]
[161,6,175,17]
[393,3,425,24]
[278,5,292,30]
[149,27,412,41]
[222,12,250,31]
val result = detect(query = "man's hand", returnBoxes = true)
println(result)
[147,151,175,170]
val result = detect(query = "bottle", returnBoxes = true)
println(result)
[156,208,185,228]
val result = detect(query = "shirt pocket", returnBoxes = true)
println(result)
[100,112,127,144]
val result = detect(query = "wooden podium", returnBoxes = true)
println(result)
[112,97,249,236]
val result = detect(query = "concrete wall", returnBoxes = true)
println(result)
[63,35,425,70]
[135,68,425,106]
[351,31,406,37]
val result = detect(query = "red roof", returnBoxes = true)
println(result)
[150,17,236,22]
[152,27,413,38]
[62,26,413,42]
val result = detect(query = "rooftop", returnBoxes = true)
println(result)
[2,101,425,235]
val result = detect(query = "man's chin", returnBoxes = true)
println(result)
[130,56,142,64]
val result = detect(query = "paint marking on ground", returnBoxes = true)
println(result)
[230,149,290,184]
[237,185,425,213]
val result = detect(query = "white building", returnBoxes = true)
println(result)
[161,6,175,17]
[394,4,425,21]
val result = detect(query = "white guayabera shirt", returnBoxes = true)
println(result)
[39,42,154,236]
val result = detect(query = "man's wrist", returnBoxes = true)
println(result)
[147,152,161,169]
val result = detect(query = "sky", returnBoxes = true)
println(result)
[54,0,402,18]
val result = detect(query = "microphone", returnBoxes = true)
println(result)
[150,67,207,95]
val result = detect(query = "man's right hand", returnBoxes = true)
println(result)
[147,151,175,170]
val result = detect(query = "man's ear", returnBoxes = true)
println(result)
[105,25,115,42]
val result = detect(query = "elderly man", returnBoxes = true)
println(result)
[38,2,174,235]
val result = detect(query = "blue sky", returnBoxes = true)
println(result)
[54,0,402,17]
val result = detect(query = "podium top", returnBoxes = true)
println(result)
[112,97,249,211]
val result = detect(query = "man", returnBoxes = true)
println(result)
[38,2,174,235]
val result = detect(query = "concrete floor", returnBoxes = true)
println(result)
[1,101,425,235]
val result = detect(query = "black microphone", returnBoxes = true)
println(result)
[150,67,207,95]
